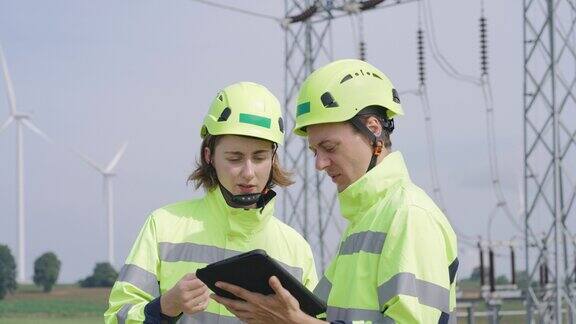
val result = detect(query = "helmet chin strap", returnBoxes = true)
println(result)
[349,114,393,173]
[216,146,278,210]
[219,184,263,208]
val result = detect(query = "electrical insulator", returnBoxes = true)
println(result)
[510,245,516,285]
[360,0,385,10]
[287,3,318,24]
[489,248,495,292]
[544,260,549,284]
[479,16,488,76]
[417,29,426,86]
[359,41,366,61]
[479,242,485,286]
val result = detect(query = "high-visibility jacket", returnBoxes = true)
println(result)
[104,188,318,324]
[314,151,458,324]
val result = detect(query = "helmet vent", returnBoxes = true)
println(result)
[340,74,353,84]
[278,117,284,133]
[218,94,223,101]
[217,107,232,122]
[372,73,382,80]
[392,89,401,103]
[321,92,339,108]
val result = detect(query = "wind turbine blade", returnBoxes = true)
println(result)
[21,119,54,144]
[105,141,128,173]
[0,43,18,115]
[72,148,104,174]
[0,116,14,133]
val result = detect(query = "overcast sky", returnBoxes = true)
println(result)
[0,0,530,283]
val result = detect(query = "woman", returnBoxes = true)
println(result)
[105,82,318,324]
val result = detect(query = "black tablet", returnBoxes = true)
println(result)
[196,249,326,317]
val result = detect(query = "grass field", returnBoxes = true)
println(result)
[0,283,532,323]
[0,317,102,324]
[0,284,109,323]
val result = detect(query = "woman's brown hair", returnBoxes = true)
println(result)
[187,134,294,191]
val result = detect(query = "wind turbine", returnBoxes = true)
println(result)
[0,42,54,283]
[74,143,127,267]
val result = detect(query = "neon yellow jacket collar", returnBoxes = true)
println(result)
[205,187,275,238]
[338,151,410,222]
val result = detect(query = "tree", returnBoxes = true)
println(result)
[468,266,482,281]
[495,274,510,285]
[79,262,118,287]
[0,244,17,300]
[515,270,535,290]
[33,252,61,292]
[467,266,488,282]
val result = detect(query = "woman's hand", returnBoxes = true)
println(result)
[160,273,211,316]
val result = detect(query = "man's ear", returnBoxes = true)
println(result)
[365,116,383,138]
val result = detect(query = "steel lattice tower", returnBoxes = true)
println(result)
[524,0,576,322]
[281,0,339,271]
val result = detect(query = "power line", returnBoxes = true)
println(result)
[416,0,524,239]
[186,0,281,22]
[401,88,477,245]
[481,76,524,235]
[185,0,522,254]
[420,0,481,85]
[408,15,480,245]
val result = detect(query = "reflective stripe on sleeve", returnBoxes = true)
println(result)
[116,303,133,324]
[339,231,386,255]
[313,275,332,302]
[118,264,160,298]
[377,272,450,313]
[178,311,241,323]
[158,242,303,281]
[326,306,385,322]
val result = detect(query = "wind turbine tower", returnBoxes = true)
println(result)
[0,43,54,283]
[75,143,127,267]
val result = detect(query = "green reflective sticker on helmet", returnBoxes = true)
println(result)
[297,102,310,116]
[239,113,271,129]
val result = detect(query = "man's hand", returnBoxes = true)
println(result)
[160,273,210,316]
[211,276,323,324]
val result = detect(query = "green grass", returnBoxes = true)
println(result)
[0,317,102,324]
[0,299,104,316]
[0,284,109,320]
[0,283,545,323]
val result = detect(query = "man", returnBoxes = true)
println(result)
[212,59,459,323]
